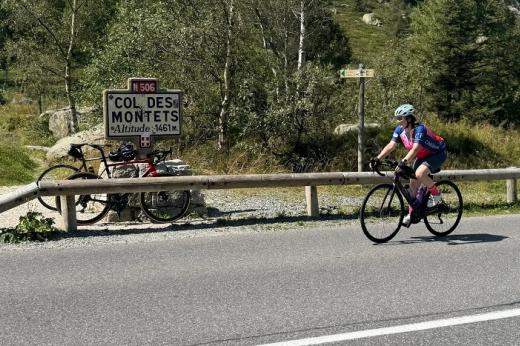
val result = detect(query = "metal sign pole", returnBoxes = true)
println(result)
[339,65,374,172]
[358,64,365,172]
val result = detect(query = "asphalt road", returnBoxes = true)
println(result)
[1,214,519,345]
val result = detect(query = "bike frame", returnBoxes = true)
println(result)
[375,161,428,218]
[86,145,160,179]
[391,174,414,207]
[386,166,439,220]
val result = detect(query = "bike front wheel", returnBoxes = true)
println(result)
[424,180,463,237]
[360,183,405,243]
[37,164,79,211]
[56,172,111,225]
[139,173,191,223]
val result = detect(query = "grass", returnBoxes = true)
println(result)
[0,92,58,185]
[0,138,38,185]
[331,0,400,66]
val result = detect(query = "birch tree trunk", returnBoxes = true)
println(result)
[297,0,305,71]
[253,2,279,99]
[283,4,290,103]
[65,0,79,133]
[218,0,234,151]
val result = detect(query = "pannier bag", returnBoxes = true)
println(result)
[67,145,83,159]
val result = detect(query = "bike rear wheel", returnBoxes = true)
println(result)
[139,173,191,223]
[360,183,405,243]
[424,180,463,237]
[37,164,79,211]
[56,172,111,225]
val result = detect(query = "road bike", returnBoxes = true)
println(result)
[359,159,463,243]
[37,143,111,211]
[39,143,191,225]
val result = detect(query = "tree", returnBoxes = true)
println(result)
[4,0,116,130]
[409,0,520,124]
[82,0,350,170]
[0,5,14,90]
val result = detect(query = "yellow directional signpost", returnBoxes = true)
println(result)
[339,68,375,79]
[340,64,375,172]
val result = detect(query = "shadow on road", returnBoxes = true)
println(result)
[61,213,359,240]
[385,233,508,246]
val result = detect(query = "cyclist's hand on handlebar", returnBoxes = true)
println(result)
[369,157,380,172]
[397,159,409,170]
[396,159,415,178]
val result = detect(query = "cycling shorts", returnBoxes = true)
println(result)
[413,150,447,174]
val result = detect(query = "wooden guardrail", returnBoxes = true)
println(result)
[0,182,39,214]
[0,168,519,232]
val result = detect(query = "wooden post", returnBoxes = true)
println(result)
[357,63,365,173]
[305,185,319,217]
[507,178,517,203]
[58,195,77,232]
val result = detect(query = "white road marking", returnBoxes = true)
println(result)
[259,308,520,346]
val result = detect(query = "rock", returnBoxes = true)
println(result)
[334,122,380,136]
[10,96,33,105]
[39,109,55,119]
[362,13,382,27]
[101,158,206,222]
[24,145,50,152]
[476,35,488,44]
[508,5,520,15]
[46,123,105,161]
[47,106,100,139]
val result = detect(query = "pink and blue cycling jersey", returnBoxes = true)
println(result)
[391,123,446,160]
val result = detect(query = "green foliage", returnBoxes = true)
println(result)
[2,0,117,106]
[1,0,520,178]
[409,0,520,124]
[0,212,63,243]
[182,140,285,175]
[81,0,351,170]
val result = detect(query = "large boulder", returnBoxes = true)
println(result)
[44,106,100,139]
[10,96,33,105]
[334,122,380,136]
[46,123,105,161]
[362,13,382,27]
[508,5,520,15]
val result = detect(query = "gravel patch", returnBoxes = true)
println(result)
[0,185,363,250]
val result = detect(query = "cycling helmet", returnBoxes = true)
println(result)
[120,146,137,161]
[394,104,416,118]
[108,143,137,162]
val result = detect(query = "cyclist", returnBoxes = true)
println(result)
[371,104,447,226]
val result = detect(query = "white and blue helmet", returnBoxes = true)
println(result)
[394,104,416,118]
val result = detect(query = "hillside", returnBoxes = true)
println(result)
[332,0,408,66]
[0,0,519,184]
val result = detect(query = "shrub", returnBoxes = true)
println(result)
[0,212,64,243]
